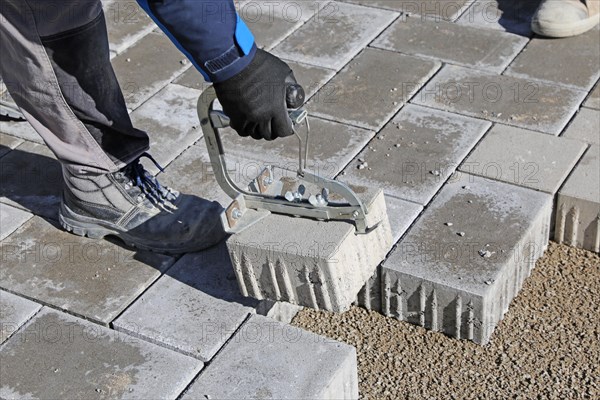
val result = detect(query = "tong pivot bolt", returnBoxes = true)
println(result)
[231,208,243,220]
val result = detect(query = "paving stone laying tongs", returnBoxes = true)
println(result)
[198,86,378,235]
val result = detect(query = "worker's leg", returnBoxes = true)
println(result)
[0,0,149,175]
[0,0,226,253]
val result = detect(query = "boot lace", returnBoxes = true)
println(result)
[121,153,177,205]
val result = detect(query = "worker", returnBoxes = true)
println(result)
[532,0,599,37]
[0,0,304,254]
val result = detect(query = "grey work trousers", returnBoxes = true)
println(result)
[0,0,150,175]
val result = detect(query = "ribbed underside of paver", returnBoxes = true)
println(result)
[226,188,393,312]
[356,174,553,344]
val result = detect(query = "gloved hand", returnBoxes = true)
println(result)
[214,49,305,141]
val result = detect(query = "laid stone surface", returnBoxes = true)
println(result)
[372,14,527,73]
[130,84,202,174]
[340,104,490,205]
[456,0,539,36]
[0,203,32,241]
[0,118,42,144]
[562,108,600,146]
[341,0,472,21]
[0,141,62,220]
[226,188,393,312]
[505,26,600,90]
[414,64,587,135]
[0,308,202,399]
[309,48,441,130]
[0,290,40,344]
[103,0,154,55]
[369,173,553,344]
[0,217,174,325]
[182,314,359,399]
[112,32,190,110]
[0,133,22,158]
[114,243,257,362]
[555,145,600,252]
[462,124,587,194]
[218,115,374,177]
[272,2,398,70]
[256,300,303,324]
[172,67,209,91]
[584,82,600,109]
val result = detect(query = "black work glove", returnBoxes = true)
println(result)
[214,49,305,141]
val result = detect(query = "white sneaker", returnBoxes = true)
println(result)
[532,0,600,37]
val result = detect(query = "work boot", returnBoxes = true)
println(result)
[532,0,600,37]
[0,77,25,120]
[59,153,227,254]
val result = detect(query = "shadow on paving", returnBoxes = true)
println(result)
[0,143,254,317]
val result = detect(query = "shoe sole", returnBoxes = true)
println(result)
[59,203,197,255]
[531,14,600,37]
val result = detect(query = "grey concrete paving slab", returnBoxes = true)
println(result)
[103,0,155,55]
[462,124,587,194]
[272,2,398,70]
[341,0,472,21]
[172,67,210,91]
[555,145,600,252]
[377,173,553,344]
[217,115,374,177]
[584,82,600,109]
[372,14,528,73]
[0,203,32,241]
[413,64,588,135]
[0,141,62,220]
[562,108,600,146]
[0,133,22,159]
[456,0,540,37]
[339,104,491,205]
[0,216,174,325]
[130,84,202,174]
[226,188,392,312]
[182,314,358,399]
[0,290,40,344]
[256,299,303,324]
[505,26,600,90]
[0,119,42,144]
[383,195,423,243]
[112,32,190,110]
[114,243,257,362]
[309,48,440,130]
[0,308,202,399]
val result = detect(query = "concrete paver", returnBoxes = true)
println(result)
[272,2,398,70]
[340,104,491,205]
[456,0,539,37]
[342,0,472,21]
[114,243,256,362]
[383,195,423,243]
[562,108,600,146]
[461,124,587,194]
[226,188,392,312]
[103,0,154,55]
[0,217,174,325]
[112,32,189,110]
[0,133,22,158]
[374,173,553,344]
[0,308,202,399]
[0,141,62,220]
[414,64,587,135]
[182,314,358,399]
[584,82,600,109]
[129,83,202,174]
[309,48,441,130]
[372,14,527,73]
[505,26,600,90]
[0,290,41,344]
[0,203,32,241]
[555,145,600,252]
[0,119,42,144]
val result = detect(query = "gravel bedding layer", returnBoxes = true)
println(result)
[292,242,599,399]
